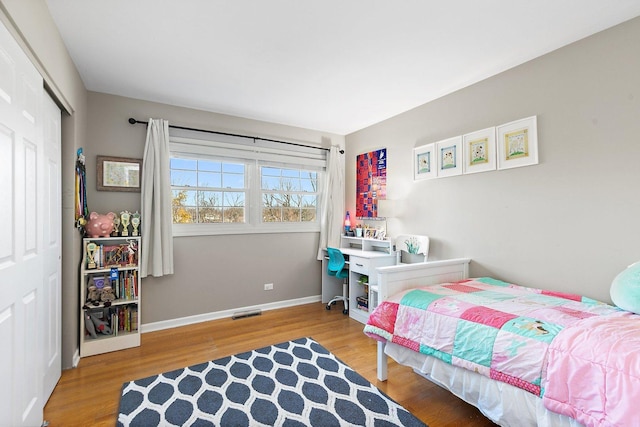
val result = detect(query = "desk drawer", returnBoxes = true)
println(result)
[349,257,370,274]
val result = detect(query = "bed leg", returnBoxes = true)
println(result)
[377,341,388,381]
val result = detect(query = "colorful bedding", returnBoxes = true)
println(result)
[363,278,621,397]
[542,312,640,427]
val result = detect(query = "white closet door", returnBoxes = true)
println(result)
[0,19,50,427]
[42,93,61,404]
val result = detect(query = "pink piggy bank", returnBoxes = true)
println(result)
[85,212,116,237]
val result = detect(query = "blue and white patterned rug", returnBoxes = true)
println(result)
[117,337,426,427]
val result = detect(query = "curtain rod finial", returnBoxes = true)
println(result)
[128,118,136,124]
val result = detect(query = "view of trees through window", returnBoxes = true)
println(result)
[171,157,319,225]
[261,167,318,223]
[171,158,245,224]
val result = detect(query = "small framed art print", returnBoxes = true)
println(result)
[496,116,538,170]
[462,127,496,174]
[413,143,436,180]
[97,156,142,192]
[436,136,462,178]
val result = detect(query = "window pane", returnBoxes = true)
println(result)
[302,208,316,221]
[301,195,316,207]
[198,160,221,172]
[282,207,301,222]
[223,192,245,207]
[262,167,280,176]
[198,191,222,207]
[262,176,280,190]
[172,205,196,223]
[173,189,198,206]
[223,173,244,189]
[223,207,245,223]
[171,158,197,169]
[223,163,245,173]
[300,178,316,192]
[199,207,222,223]
[171,170,197,186]
[263,207,281,222]
[281,177,300,191]
[282,169,299,178]
[198,171,221,188]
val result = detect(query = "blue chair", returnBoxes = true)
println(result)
[326,247,349,314]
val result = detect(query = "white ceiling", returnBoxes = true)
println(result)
[46,1,640,135]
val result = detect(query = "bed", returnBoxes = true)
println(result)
[364,258,640,427]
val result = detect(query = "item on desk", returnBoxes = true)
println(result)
[344,211,351,235]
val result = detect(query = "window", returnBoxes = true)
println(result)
[171,158,247,224]
[170,131,325,236]
[261,166,318,223]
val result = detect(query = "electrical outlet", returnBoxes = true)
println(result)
[264,283,274,291]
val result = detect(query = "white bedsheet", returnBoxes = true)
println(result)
[384,341,583,427]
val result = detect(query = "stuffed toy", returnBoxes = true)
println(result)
[610,261,640,314]
[86,285,101,305]
[89,311,112,335]
[101,285,116,304]
[84,312,98,339]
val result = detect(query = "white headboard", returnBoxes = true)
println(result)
[375,258,470,302]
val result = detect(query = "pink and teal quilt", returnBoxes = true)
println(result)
[364,277,640,426]
[364,277,609,396]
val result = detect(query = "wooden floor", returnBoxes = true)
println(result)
[44,303,496,427]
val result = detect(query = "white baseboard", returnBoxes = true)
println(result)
[141,295,321,334]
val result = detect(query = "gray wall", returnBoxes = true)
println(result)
[85,92,345,324]
[345,16,640,303]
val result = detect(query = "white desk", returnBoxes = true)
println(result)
[321,237,396,324]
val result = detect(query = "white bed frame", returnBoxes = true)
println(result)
[374,257,471,381]
[372,258,580,427]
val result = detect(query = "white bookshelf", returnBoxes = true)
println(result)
[80,236,141,357]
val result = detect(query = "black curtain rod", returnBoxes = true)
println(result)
[128,118,343,154]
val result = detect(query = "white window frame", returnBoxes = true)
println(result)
[169,130,326,237]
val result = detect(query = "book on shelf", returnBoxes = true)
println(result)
[356,295,369,311]
[108,304,138,336]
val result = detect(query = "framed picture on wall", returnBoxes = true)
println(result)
[413,143,436,180]
[356,148,387,218]
[436,136,463,178]
[97,156,143,192]
[462,127,496,174]
[496,116,538,170]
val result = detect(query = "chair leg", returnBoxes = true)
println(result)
[342,282,348,314]
[326,281,348,314]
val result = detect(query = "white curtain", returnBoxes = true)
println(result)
[140,118,174,277]
[317,145,345,260]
